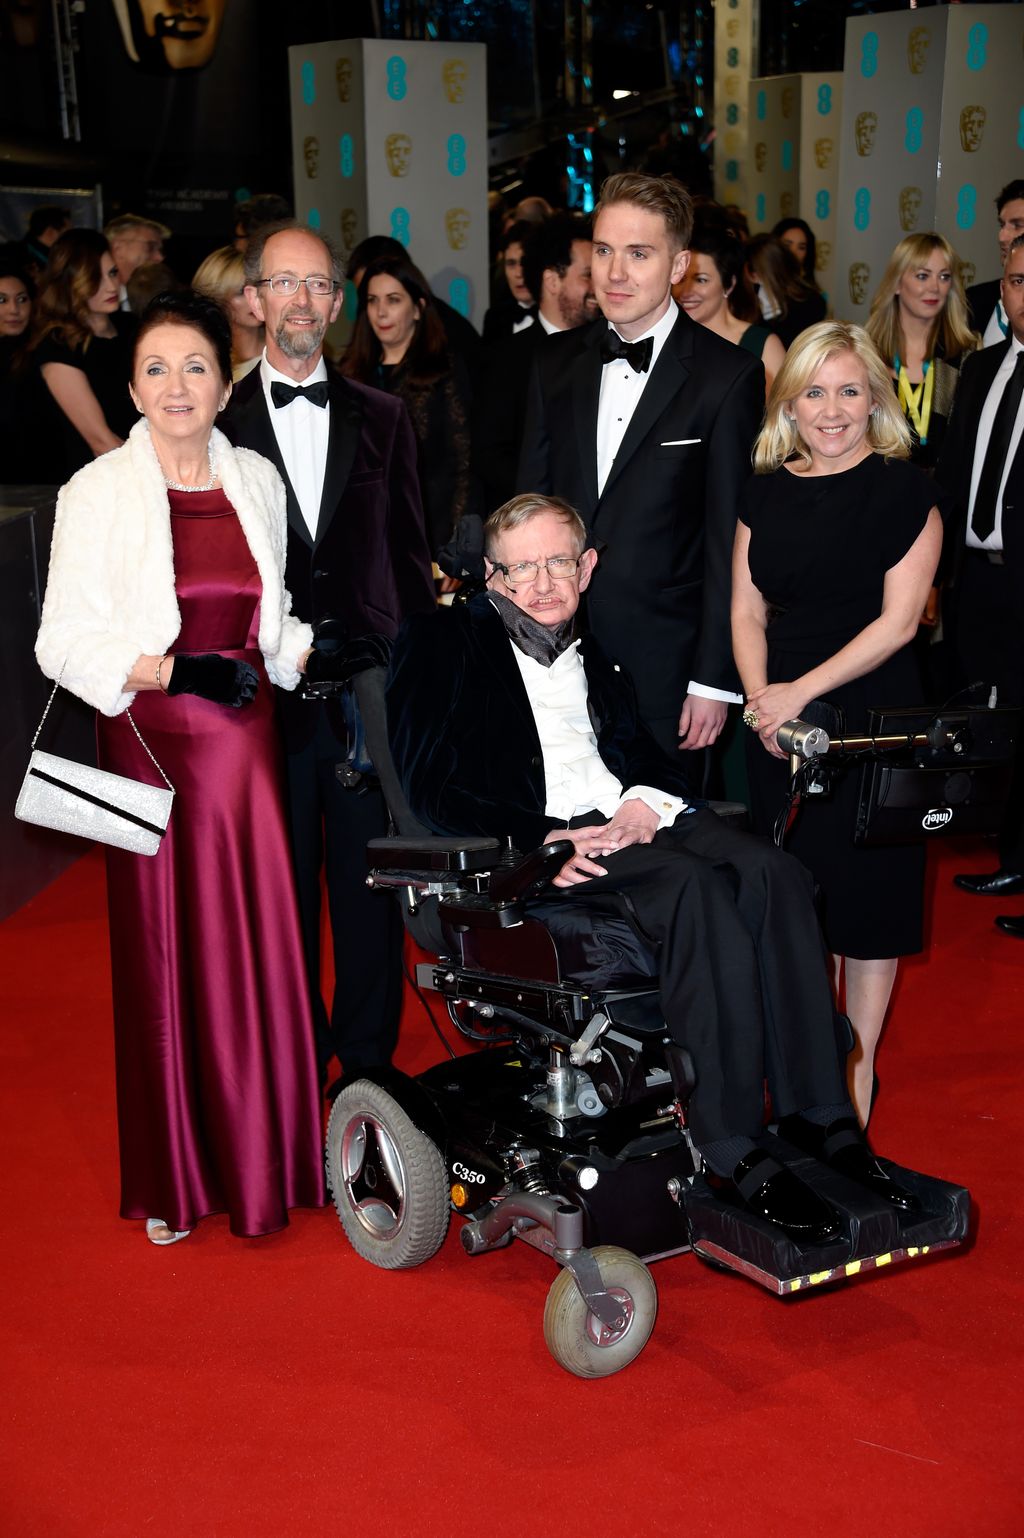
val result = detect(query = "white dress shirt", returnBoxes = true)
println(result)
[595,299,740,705]
[507,634,685,829]
[966,334,1024,552]
[537,310,563,336]
[259,352,330,540]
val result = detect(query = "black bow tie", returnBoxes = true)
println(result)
[270,379,330,409]
[599,331,654,374]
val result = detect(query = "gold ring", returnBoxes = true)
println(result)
[742,708,760,729]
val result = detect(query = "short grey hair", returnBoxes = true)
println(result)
[242,219,345,287]
[484,493,587,559]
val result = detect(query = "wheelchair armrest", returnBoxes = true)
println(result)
[487,839,574,904]
[367,835,500,875]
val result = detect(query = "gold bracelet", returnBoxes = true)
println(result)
[156,656,168,692]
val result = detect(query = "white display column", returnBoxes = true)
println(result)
[835,5,1024,323]
[714,0,759,215]
[746,72,842,307]
[288,39,488,327]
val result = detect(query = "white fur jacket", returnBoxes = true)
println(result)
[36,419,313,716]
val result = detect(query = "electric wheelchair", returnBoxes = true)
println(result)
[323,671,971,1379]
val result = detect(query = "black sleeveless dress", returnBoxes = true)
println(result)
[739,454,936,958]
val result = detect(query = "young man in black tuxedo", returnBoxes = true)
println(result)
[518,173,764,758]
[388,495,917,1243]
[220,221,435,1079]
[938,236,1024,935]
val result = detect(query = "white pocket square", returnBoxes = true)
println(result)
[660,438,701,446]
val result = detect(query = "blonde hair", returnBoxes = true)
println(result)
[865,233,979,364]
[754,321,912,473]
[192,245,246,305]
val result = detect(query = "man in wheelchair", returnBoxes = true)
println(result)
[387,493,919,1246]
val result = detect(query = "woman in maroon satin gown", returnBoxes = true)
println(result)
[36,291,326,1243]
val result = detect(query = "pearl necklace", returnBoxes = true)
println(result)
[164,446,217,493]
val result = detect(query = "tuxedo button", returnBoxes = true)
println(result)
[314,568,327,578]
[530,755,542,767]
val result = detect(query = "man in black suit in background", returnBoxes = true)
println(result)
[220,221,435,1078]
[475,213,597,510]
[965,180,1024,345]
[937,236,1024,935]
[517,173,764,758]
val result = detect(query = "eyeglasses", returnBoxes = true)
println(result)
[254,274,337,296]
[493,556,582,588]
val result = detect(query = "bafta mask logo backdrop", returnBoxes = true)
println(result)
[385,133,412,178]
[899,185,923,232]
[111,0,225,71]
[907,26,930,76]
[780,190,795,217]
[335,56,352,102]
[959,105,986,153]
[340,209,358,252]
[781,86,796,120]
[814,137,834,170]
[303,135,319,179]
[849,262,870,305]
[754,141,767,173]
[816,240,832,272]
[445,208,470,250]
[442,58,467,104]
[854,111,878,157]
[959,259,976,289]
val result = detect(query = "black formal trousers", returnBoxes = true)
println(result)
[284,707,402,1075]
[558,809,848,1147]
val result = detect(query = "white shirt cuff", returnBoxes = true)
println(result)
[687,680,744,704]
[619,785,686,830]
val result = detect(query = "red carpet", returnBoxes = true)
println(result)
[2,842,1022,1538]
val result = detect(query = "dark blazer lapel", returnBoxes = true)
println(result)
[315,376,364,548]
[226,369,311,548]
[600,308,692,504]
[471,595,545,740]
[571,327,603,519]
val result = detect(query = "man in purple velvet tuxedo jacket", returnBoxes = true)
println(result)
[221,221,434,1083]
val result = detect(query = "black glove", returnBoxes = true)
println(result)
[304,632,392,685]
[165,653,259,708]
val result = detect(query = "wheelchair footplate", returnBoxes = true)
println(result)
[682,1130,970,1297]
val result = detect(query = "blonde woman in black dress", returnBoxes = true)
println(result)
[732,322,942,1124]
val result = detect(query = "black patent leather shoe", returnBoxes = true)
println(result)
[954,868,1024,897]
[777,1113,920,1213]
[995,914,1024,938]
[704,1148,841,1244]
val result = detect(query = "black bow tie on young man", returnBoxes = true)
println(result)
[270,379,330,409]
[599,330,654,375]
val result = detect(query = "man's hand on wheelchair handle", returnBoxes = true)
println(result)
[544,799,659,887]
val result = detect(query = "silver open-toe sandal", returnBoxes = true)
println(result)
[146,1218,191,1246]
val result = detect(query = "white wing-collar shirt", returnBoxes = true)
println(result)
[507,633,685,830]
[260,351,330,541]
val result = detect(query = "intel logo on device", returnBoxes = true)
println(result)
[922,807,954,831]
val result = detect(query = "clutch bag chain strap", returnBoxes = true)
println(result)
[32,664,176,794]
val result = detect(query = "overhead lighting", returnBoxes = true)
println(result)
[612,89,636,100]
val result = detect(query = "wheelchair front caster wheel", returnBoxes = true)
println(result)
[543,1246,657,1378]
[326,1080,449,1269]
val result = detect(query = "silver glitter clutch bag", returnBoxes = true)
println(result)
[16,670,175,857]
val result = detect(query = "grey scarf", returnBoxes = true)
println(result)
[488,592,576,667]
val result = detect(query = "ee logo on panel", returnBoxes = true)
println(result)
[386,56,407,100]
[447,134,467,176]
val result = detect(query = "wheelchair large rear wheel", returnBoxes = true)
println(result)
[326,1080,449,1269]
[543,1246,657,1378]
